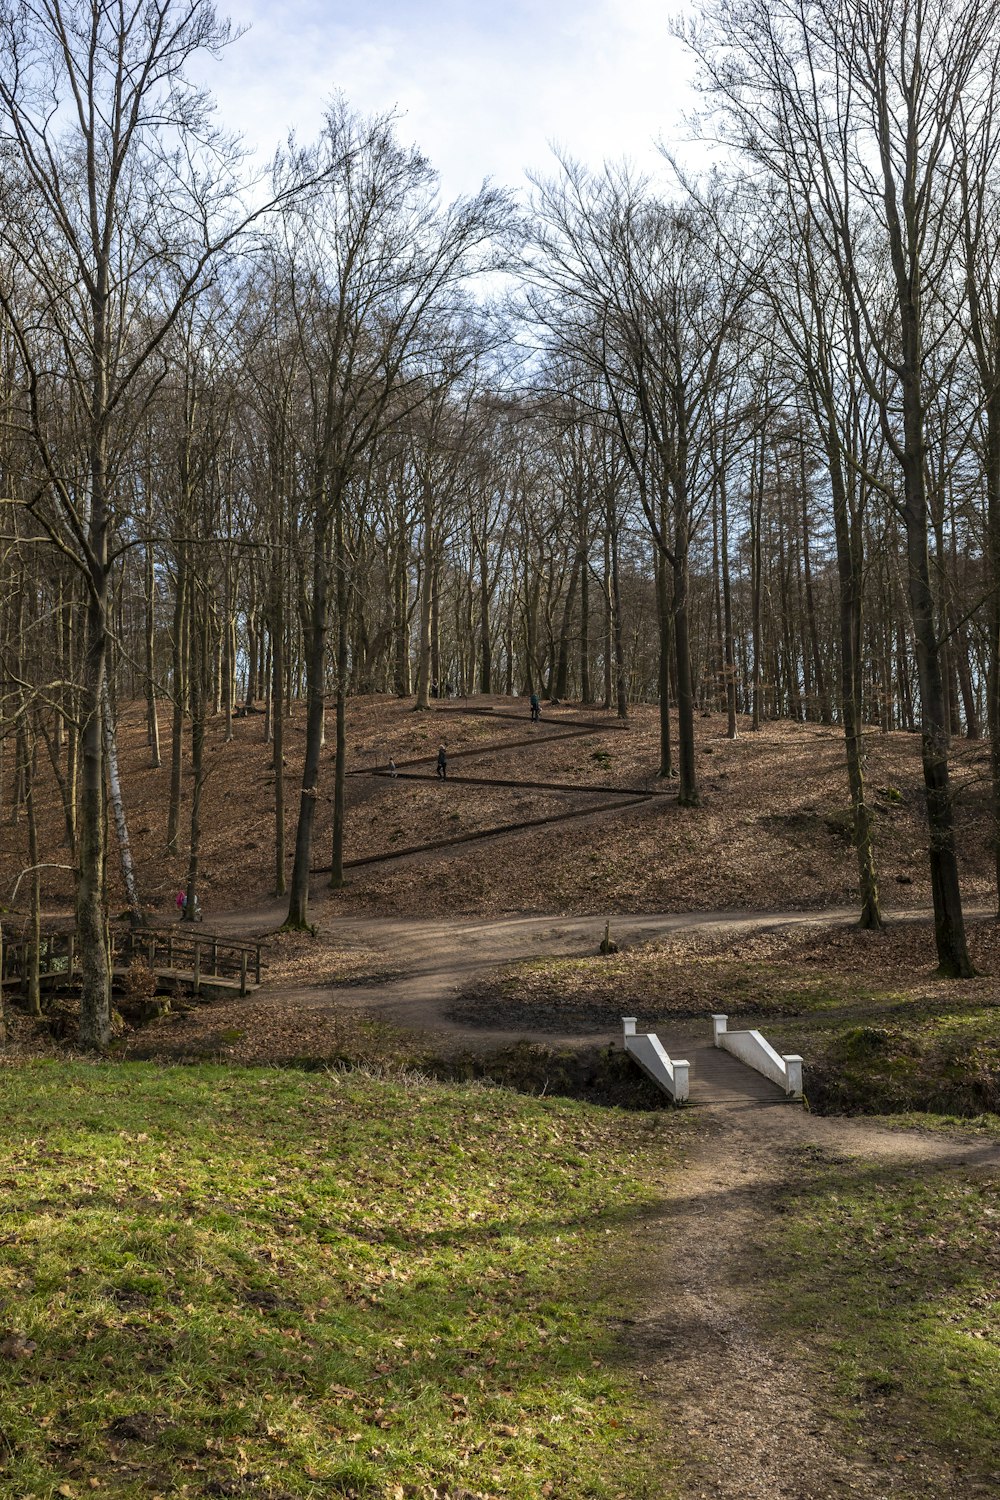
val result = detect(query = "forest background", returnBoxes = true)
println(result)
[2,0,1000,1046]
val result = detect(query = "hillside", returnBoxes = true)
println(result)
[2,695,993,926]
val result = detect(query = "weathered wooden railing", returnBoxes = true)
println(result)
[1,928,261,998]
[114,930,262,996]
[1,930,76,989]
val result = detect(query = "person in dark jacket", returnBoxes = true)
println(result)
[530,692,540,722]
[436,744,448,779]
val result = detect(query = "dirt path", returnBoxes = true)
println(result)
[635,1048,1000,1499]
[144,902,1000,1496]
[207,903,886,1046]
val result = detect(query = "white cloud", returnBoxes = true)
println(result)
[195,0,699,199]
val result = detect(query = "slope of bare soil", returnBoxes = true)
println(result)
[2,694,991,926]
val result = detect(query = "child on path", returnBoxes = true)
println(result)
[436,744,448,779]
[530,692,540,722]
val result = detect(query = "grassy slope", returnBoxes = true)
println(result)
[757,1135,1000,1492]
[0,1062,680,1500]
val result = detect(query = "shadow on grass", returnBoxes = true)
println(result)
[758,1150,1000,1482]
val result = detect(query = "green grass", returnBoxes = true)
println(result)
[760,1150,1000,1481]
[770,1008,1000,1116]
[0,1061,678,1499]
[870,1110,1000,1136]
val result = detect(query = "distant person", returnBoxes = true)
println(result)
[530,691,540,722]
[388,757,397,778]
[431,680,439,699]
[176,882,200,918]
[176,888,201,922]
[436,743,448,779]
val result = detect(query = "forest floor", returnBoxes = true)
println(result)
[2,693,994,920]
[4,695,1000,1496]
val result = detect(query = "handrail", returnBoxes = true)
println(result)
[2,925,262,996]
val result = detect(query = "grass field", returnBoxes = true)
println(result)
[0,1062,681,1500]
[758,1129,1000,1490]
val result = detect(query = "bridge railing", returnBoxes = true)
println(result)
[1,927,262,998]
[114,930,262,995]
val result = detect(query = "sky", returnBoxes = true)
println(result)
[195,0,700,201]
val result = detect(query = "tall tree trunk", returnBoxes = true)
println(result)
[655,548,673,777]
[580,536,592,703]
[286,519,330,929]
[166,559,188,853]
[610,516,627,719]
[552,552,580,700]
[24,715,41,1018]
[76,549,111,1049]
[394,545,412,696]
[414,502,433,708]
[826,424,882,931]
[800,463,831,725]
[899,358,971,973]
[145,538,161,767]
[671,542,699,804]
[478,563,492,694]
[185,598,208,920]
[331,489,349,889]
[720,467,738,740]
[602,527,613,710]
[985,406,1000,912]
[102,679,143,927]
[271,585,287,897]
[750,439,764,731]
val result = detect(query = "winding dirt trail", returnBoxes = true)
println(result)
[638,1048,1000,1499]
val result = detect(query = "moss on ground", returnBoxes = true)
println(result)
[756,1147,1000,1489]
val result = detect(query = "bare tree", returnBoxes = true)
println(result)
[687,0,984,970]
[0,0,327,1043]
[530,162,749,803]
[277,101,509,927]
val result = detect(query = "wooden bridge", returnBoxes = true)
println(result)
[1,928,262,1000]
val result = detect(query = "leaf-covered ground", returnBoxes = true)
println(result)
[448,916,1000,1115]
[1,695,993,923]
[0,1061,680,1500]
[452,916,1000,1031]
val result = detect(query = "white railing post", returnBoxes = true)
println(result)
[621,1017,688,1103]
[710,1014,805,1099]
[783,1055,804,1098]
[672,1060,690,1103]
